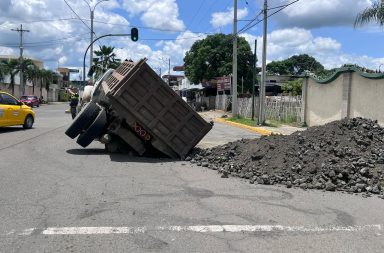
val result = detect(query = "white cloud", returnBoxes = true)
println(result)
[149,31,207,74]
[0,46,14,55]
[58,56,67,65]
[210,7,248,29]
[263,0,372,29]
[102,31,207,76]
[241,27,381,70]
[122,0,185,31]
[0,0,129,70]
[258,0,372,28]
[121,0,155,16]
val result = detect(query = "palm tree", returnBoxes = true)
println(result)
[354,1,384,27]
[19,59,36,94]
[4,59,20,95]
[40,69,57,102]
[91,45,121,79]
[25,62,39,94]
[0,60,10,83]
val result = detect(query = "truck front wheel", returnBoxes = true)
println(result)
[77,108,108,147]
[65,101,100,138]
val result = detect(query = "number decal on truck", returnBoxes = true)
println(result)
[133,122,151,141]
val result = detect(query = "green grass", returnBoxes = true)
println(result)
[264,120,281,128]
[227,116,258,127]
[227,116,304,128]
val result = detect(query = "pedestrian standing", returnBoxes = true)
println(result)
[68,87,80,119]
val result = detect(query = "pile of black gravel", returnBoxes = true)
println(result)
[187,117,384,198]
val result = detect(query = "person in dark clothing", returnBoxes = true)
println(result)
[68,87,80,119]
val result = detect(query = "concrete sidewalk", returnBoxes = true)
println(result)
[198,110,306,136]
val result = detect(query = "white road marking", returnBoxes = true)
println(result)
[6,224,383,236]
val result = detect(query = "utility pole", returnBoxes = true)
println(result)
[11,24,29,96]
[259,0,267,125]
[90,9,94,71]
[251,39,257,121]
[83,0,109,81]
[232,0,238,116]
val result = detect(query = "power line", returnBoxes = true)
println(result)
[90,19,186,33]
[268,0,300,10]
[21,17,78,23]
[139,35,208,41]
[238,0,301,34]
[237,10,263,34]
[195,0,221,30]
[63,0,91,31]
[26,33,89,45]
[0,33,89,47]
[0,16,207,34]
[204,0,234,32]
[188,0,206,28]
[0,32,210,49]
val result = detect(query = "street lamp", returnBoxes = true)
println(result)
[83,0,109,80]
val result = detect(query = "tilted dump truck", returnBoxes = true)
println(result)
[65,59,213,159]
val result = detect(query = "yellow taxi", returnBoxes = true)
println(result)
[0,91,36,129]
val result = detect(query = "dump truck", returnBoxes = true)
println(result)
[65,59,213,159]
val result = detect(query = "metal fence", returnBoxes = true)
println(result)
[264,96,302,123]
[215,94,302,123]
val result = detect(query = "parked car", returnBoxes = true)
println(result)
[20,95,40,107]
[0,91,35,129]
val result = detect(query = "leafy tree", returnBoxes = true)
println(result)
[266,61,291,75]
[90,45,121,79]
[287,54,324,75]
[282,78,304,96]
[267,54,324,75]
[184,33,253,92]
[354,0,384,27]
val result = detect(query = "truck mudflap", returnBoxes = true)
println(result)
[101,58,212,158]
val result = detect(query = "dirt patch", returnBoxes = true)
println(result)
[188,117,384,198]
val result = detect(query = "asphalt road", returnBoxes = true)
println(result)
[0,103,384,253]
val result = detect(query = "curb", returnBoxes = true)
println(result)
[214,118,277,136]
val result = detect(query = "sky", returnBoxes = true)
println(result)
[0,0,383,81]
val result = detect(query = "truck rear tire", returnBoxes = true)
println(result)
[65,101,100,138]
[77,108,108,147]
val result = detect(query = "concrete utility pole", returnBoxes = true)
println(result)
[259,0,268,125]
[90,8,94,70]
[83,0,109,80]
[232,0,238,116]
[11,24,29,96]
[251,39,257,121]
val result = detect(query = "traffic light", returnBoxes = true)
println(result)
[131,27,138,42]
